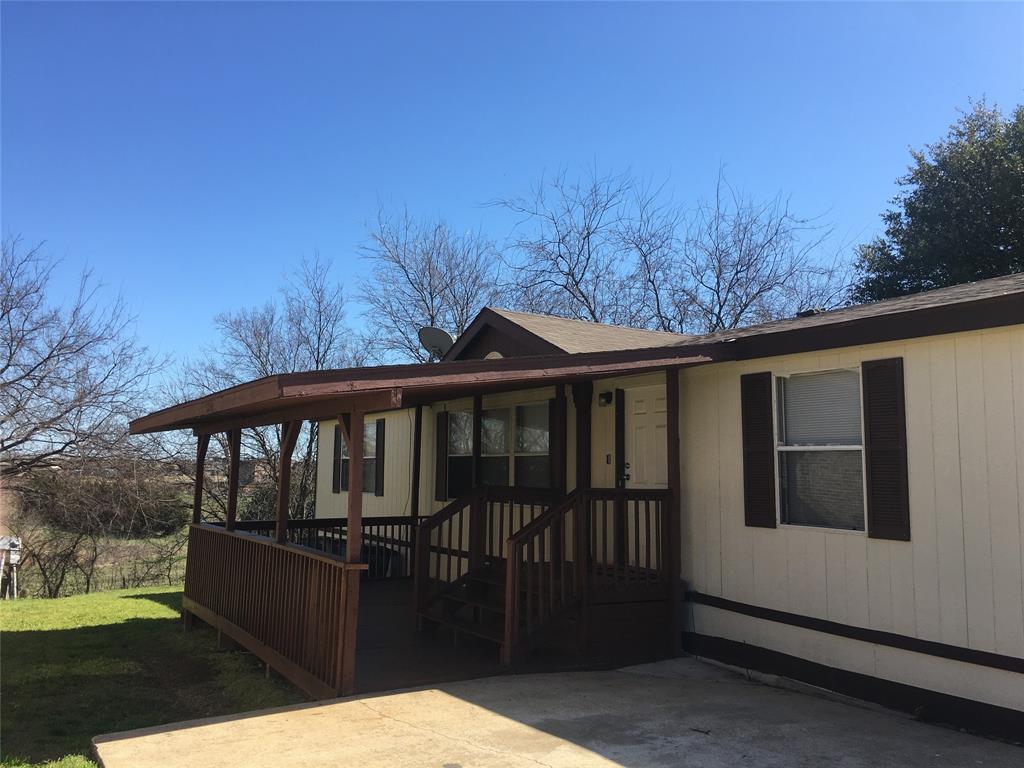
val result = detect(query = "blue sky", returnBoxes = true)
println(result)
[3,2,1022,367]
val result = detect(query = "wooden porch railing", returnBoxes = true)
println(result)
[584,488,671,596]
[414,486,559,616]
[502,488,671,663]
[183,523,366,698]
[503,490,583,660]
[214,516,416,579]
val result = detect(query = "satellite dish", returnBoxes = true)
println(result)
[418,326,455,359]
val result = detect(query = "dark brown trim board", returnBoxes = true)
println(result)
[730,290,1024,361]
[682,633,1024,742]
[410,404,422,518]
[614,388,625,488]
[688,591,1024,674]
[572,381,593,489]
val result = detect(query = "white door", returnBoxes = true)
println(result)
[624,385,668,489]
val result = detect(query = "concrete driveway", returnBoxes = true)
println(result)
[93,658,1020,768]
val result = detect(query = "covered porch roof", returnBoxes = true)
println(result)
[130,344,724,435]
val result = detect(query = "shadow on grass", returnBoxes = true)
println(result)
[1,612,304,764]
[122,590,182,612]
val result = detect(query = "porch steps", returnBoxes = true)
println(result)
[421,562,578,654]
[421,609,505,644]
[439,586,505,615]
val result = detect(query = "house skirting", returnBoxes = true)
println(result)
[682,596,1024,742]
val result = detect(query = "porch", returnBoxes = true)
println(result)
[132,347,716,699]
[184,481,677,698]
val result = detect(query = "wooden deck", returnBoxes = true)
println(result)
[355,579,505,693]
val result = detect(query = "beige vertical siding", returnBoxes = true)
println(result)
[314,409,416,519]
[679,326,1024,667]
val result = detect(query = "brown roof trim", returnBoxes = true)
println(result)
[728,290,1023,360]
[131,345,724,434]
[442,308,566,361]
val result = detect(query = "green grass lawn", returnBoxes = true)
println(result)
[0,587,306,767]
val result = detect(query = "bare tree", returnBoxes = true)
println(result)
[168,254,357,521]
[13,457,189,598]
[359,209,504,362]
[502,168,848,334]
[648,172,848,333]
[0,237,156,477]
[497,168,646,326]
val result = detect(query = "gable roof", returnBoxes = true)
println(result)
[443,307,692,360]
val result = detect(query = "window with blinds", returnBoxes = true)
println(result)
[777,369,866,531]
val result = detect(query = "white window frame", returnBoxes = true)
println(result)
[772,366,868,535]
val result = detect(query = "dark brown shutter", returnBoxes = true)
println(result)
[374,418,385,497]
[332,424,342,493]
[434,411,449,501]
[741,372,777,528]
[862,358,910,541]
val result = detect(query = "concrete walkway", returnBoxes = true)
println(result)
[93,658,1021,768]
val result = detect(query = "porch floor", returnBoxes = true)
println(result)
[355,579,506,693]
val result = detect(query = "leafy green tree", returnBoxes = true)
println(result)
[852,101,1024,302]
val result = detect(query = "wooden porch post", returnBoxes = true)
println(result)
[275,421,302,544]
[344,411,364,563]
[572,381,593,490]
[613,389,627,566]
[471,394,482,486]
[665,368,683,657]
[192,434,210,525]
[410,405,423,521]
[551,385,567,494]
[225,428,241,532]
[335,411,364,696]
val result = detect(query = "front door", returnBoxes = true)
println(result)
[624,385,668,489]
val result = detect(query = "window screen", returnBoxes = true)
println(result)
[777,369,865,531]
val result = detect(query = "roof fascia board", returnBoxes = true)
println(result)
[732,293,1024,360]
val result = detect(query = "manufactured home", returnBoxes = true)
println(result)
[131,274,1024,737]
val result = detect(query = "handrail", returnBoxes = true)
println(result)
[195,522,357,568]
[502,487,673,665]
[414,486,562,616]
[209,516,417,579]
[508,489,583,545]
[184,523,366,698]
[503,491,583,664]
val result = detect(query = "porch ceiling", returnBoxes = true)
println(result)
[130,346,721,435]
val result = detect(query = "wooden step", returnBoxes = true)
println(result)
[421,609,504,644]
[439,587,505,614]
[467,565,505,588]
